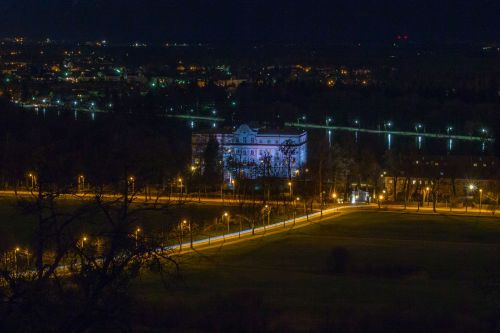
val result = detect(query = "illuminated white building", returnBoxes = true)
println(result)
[192,124,307,182]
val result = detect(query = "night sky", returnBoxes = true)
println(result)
[0,0,498,44]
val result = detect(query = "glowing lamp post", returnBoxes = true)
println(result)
[293,197,300,225]
[28,173,36,189]
[479,189,483,213]
[81,236,87,249]
[178,178,183,195]
[466,184,475,213]
[78,175,85,192]
[223,212,229,234]
[426,187,430,206]
[129,176,135,193]
[14,247,20,273]
[135,228,141,248]
[264,205,271,226]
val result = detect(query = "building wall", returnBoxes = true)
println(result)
[192,124,307,182]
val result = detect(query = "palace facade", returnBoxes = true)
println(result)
[192,124,307,183]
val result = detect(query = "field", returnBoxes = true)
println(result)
[131,211,500,332]
[0,197,287,249]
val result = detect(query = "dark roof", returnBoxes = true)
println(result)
[194,124,306,136]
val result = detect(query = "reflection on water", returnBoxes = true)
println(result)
[320,129,489,155]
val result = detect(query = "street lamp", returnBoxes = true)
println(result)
[223,212,229,234]
[28,173,36,189]
[479,189,483,213]
[446,126,454,151]
[78,174,85,192]
[231,180,236,198]
[264,205,271,226]
[426,187,430,206]
[129,176,135,193]
[81,236,87,249]
[378,194,384,209]
[178,178,183,195]
[134,228,141,248]
[180,219,191,249]
[293,197,300,225]
[466,184,476,213]
[288,181,293,199]
[14,247,20,273]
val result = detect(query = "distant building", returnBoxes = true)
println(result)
[192,124,307,183]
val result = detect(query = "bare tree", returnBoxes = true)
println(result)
[279,139,297,180]
[0,178,179,332]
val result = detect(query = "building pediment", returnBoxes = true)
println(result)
[234,124,257,135]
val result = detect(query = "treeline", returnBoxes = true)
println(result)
[0,99,191,190]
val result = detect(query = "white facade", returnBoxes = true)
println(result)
[192,124,307,182]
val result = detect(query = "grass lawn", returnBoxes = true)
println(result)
[0,197,285,249]
[131,211,500,332]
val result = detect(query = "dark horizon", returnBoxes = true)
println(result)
[0,0,498,45]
